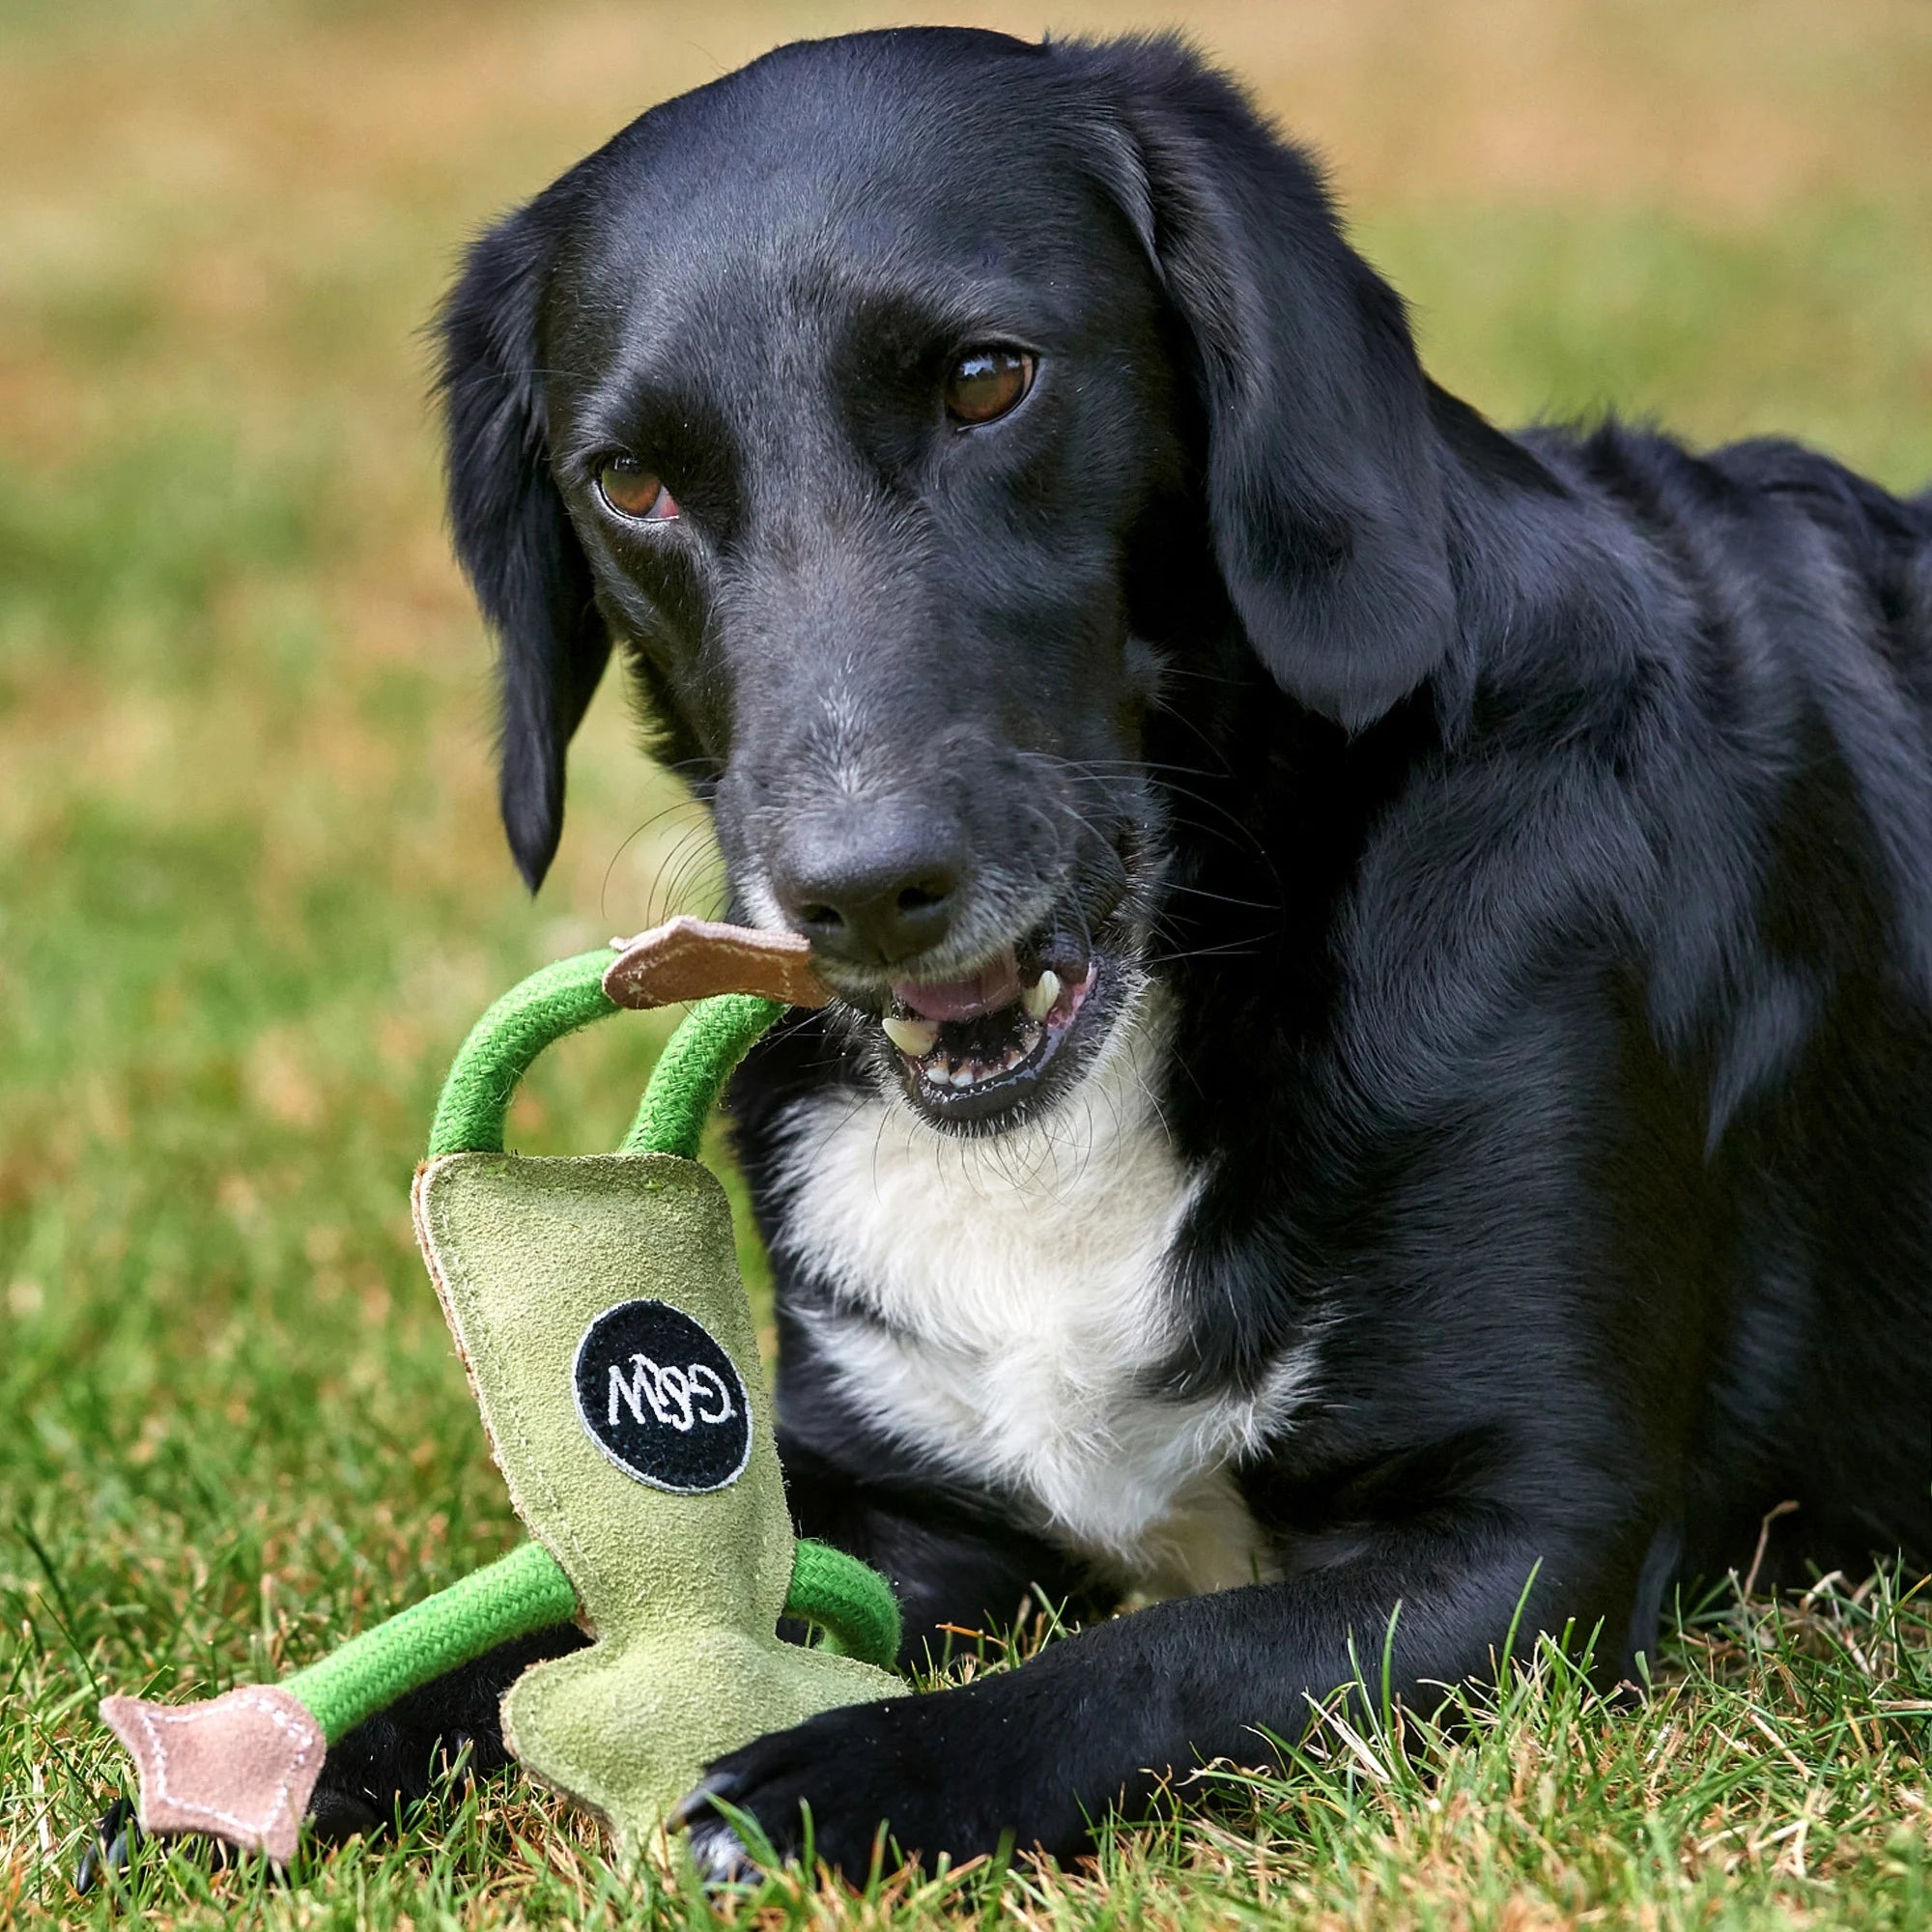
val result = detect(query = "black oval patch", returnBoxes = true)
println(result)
[571,1299,753,1494]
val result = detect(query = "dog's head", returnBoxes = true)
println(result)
[439,29,1456,1131]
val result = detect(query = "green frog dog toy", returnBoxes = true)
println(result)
[98,920,902,1865]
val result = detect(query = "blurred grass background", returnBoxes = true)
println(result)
[2,1,1928,1923]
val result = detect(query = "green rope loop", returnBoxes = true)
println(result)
[784,1537,902,1669]
[426,951,620,1157]
[621,994,783,1159]
[425,955,783,1163]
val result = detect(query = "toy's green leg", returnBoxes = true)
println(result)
[95,1528,898,1865]
[97,1542,579,1863]
[284,1541,579,1742]
[786,1536,901,1664]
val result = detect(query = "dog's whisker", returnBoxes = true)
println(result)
[603,801,716,923]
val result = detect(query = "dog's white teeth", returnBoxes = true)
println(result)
[1021,970,1061,1021]
[895,987,1060,1094]
[883,1015,940,1057]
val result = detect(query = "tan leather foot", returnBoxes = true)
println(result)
[603,917,830,1009]
[99,1686,325,1863]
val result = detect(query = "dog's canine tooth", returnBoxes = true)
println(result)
[1021,970,1061,1020]
[884,1014,940,1057]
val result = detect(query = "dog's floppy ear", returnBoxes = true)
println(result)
[438,194,608,891]
[1067,38,1457,726]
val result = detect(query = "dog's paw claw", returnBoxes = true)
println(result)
[674,1774,770,1885]
[684,1812,764,1887]
[668,1770,734,1831]
[306,1784,386,1845]
[74,1796,139,1894]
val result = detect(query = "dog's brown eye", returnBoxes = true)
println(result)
[597,457,678,523]
[944,347,1035,427]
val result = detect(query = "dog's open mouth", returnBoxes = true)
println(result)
[877,937,1103,1124]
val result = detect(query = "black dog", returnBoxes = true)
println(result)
[334,26,1932,1877]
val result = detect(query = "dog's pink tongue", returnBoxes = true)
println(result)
[892,950,1022,1022]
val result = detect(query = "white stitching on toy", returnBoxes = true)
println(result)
[132,1690,315,1839]
[606,1354,736,1433]
[607,1353,701,1432]
[689,1362,734,1425]
[648,1360,694,1432]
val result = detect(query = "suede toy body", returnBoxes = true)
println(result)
[418,1148,896,1842]
[99,922,901,1863]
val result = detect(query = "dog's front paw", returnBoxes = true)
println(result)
[676,1681,1092,1880]
[677,1694,964,1880]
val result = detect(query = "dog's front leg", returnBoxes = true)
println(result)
[681,1510,1619,1878]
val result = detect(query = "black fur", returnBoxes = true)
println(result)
[440,177,613,889]
[338,27,1930,1876]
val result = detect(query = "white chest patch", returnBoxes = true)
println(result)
[768,990,1317,1597]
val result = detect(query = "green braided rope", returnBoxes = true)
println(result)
[425,959,782,1164]
[427,951,620,1157]
[785,1538,902,1667]
[621,994,783,1159]
[284,1542,578,1743]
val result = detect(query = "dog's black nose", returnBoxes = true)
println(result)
[772,818,961,967]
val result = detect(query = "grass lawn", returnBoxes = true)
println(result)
[3,1,1929,1923]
